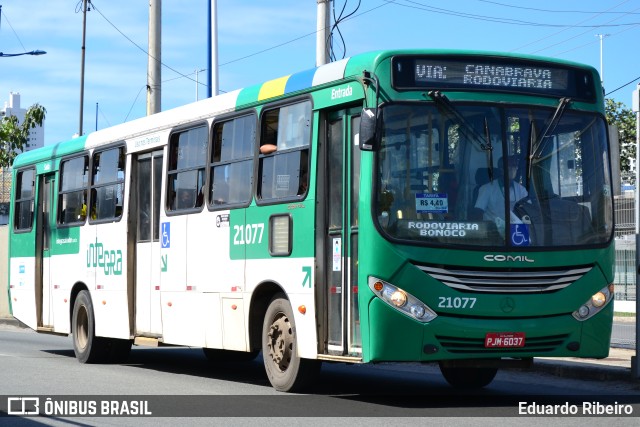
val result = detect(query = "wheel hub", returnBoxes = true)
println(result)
[267,314,292,372]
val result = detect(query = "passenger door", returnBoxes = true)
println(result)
[323,108,361,356]
[35,173,55,328]
[134,150,164,335]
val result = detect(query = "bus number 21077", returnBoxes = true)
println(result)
[438,296,477,309]
[233,223,265,246]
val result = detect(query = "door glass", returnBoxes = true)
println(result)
[137,158,152,242]
[349,116,361,351]
[153,155,163,241]
[43,177,52,251]
[327,118,344,347]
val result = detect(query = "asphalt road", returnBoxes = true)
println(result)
[1,325,639,426]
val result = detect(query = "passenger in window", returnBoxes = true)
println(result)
[260,144,277,155]
[79,202,87,221]
[178,189,195,209]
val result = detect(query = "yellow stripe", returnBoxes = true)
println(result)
[258,75,290,101]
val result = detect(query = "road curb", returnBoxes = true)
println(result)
[0,316,28,329]
[531,359,637,383]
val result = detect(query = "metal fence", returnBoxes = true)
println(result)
[613,195,637,348]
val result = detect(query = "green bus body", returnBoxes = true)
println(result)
[8,49,614,391]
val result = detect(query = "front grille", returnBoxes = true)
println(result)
[417,264,592,293]
[436,334,569,354]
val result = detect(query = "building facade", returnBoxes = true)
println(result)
[1,92,45,223]
[1,92,45,151]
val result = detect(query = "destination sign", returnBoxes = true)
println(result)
[392,56,596,101]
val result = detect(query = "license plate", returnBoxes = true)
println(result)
[484,332,525,348]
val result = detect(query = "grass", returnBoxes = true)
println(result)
[614,311,636,318]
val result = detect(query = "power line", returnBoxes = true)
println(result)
[220,0,388,67]
[509,0,630,52]
[89,2,200,85]
[606,76,640,96]
[328,0,362,62]
[384,0,640,28]
[477,0,640,15]
[530,3,640,55]
[118,69,208,124]
[0,7,28,51]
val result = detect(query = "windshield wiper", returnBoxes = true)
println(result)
[429,91,492,151]
[428,90,494,179]
[531,97,571,160]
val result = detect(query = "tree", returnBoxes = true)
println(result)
[605,98,636,180]
[0,103,46,168]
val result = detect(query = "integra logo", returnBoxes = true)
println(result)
[484,254,534,263]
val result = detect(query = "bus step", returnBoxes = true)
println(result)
[134,336,161,347]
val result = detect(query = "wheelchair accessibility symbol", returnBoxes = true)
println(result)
[510,224,530,247]
[161,222,170,248]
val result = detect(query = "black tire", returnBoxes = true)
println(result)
[262,293,320,392]
[203,348,259,362]
[72,290,132,364]
[72,290,104,363]
[438,363,498,389]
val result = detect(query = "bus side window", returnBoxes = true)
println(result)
[90,146,125,222]
[167,125,207,212]
[258,100,311,201]
[14,168,35,231]
[209,113,255,208]
[58,155,89,226]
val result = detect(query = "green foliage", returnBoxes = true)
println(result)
[0,103,47,167]
[605,98,636,178]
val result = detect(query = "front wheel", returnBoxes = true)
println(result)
[262,294,320,392]
[439,364,498,389]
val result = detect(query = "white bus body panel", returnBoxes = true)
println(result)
[246,257,317,359]
[9,257,37,330]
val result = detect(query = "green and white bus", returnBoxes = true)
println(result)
[8,49,615,391]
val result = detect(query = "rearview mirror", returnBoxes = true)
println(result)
[359,108,378,151]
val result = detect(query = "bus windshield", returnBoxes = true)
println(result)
[374,102,613,248]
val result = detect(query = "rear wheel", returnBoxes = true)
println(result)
[262,294,320,392]
[439,364,498,389]
[72,290,131,363]
[72,290,104,363]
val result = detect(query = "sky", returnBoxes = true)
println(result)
[0,0,639,146]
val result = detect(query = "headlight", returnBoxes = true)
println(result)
[369,277,437,323]
[591,292,606,307]
[389,290,407,307]
[572,284,614,321]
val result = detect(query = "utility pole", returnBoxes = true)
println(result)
[147,0,161,115]
[78,0,88,136]
[595,34,610,85]
[207,0,219,97]
[316,0,330,66]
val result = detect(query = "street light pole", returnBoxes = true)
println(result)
[79,0,88,136]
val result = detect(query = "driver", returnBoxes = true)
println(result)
[474,155,527,228]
